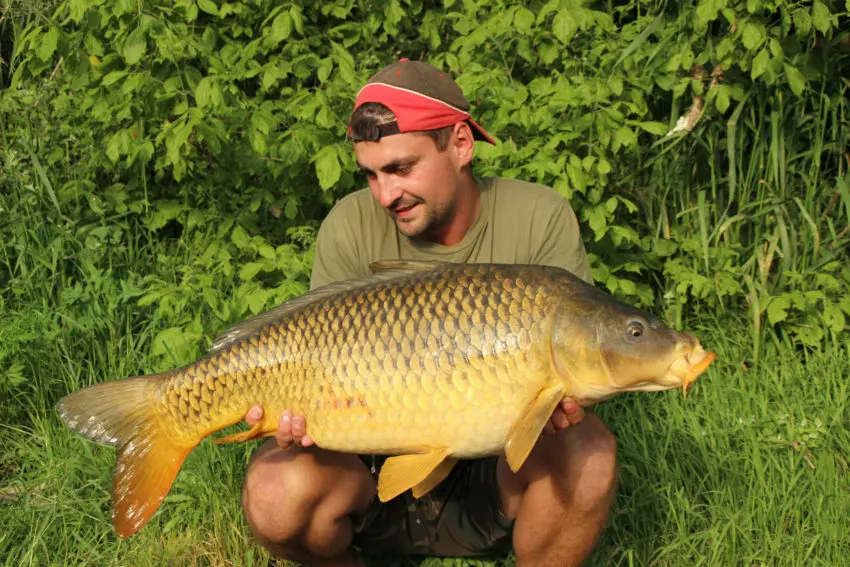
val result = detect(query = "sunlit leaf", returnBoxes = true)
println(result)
[122,28,147,65]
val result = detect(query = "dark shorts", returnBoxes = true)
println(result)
[350,455,514,558]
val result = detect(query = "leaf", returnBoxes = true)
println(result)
[538,43,558,65]
[715,85,730,113]
[314,146,341,190]
[69,0,88,22]
[609,75,623,96]
[791,324,824,347]
[552,10,577,44]
[102,70,128,87]
[653,239,678,257]
[633,121,668,135]
[766,295,792,325]
[38,27,59,61]
[317,57,333,84]
[696,0,720,27]
[741,21,766,51]
[514,8,535,32]
[258,244,276,260]
[331,42,356,86]
[197,0,219,16]
[247,288,270,314]
[106,133,122,163]
[152,327,188,357]
[231,225,251,250]
[195,77,212,108]
[123,28,147,65]
[586,206,609,241]
[268,11,292,46]
[811,1,832,34]
[822,300,846,334]
[290,5,304,35]
[566,162,587,194]
[751,49,770,80]
[239,262,264,281]
[618,278,637,296]
[612,126,637,151]
[784,64,806,96]
[793,9,812,36]
[249,128,267,156]
[597,159,612,175]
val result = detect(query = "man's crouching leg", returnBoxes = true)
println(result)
[498,411,618,567]
[242,439,376,567]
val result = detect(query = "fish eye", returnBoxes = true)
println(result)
[627,321,645,338]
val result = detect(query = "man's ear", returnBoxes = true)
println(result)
[451,121,476,167]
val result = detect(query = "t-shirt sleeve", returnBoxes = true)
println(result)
[309,204,368,290]
[531,199,593,284]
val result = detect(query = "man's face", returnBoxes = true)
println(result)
[353,126,471,241]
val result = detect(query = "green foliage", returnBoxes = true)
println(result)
[3,0,849,359]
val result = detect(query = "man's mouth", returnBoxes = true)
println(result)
[394,203,418,218]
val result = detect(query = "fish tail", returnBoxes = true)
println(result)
[56,373,195,538]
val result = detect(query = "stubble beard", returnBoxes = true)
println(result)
[394,200,457,242]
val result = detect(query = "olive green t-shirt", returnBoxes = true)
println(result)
[310,176,592,290]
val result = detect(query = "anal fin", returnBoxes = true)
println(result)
[214,420,276,444]
[504,382,565,472]
[377,448,450,502]
[411,458,457,498]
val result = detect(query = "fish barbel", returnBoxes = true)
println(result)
[56,260,715,537]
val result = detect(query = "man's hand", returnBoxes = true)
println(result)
[542,397,584,435]
[245,404,314,449]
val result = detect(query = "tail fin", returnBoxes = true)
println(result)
[56,374,196,537]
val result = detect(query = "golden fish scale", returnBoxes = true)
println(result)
[156,264,560,457]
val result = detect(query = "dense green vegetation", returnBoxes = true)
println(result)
[1,0,848,565]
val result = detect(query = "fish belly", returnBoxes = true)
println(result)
[292,345,551,458]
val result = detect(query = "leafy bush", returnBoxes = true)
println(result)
[2,0,848,376]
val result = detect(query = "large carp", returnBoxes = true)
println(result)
[56,261,715,537]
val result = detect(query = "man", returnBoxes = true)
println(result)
[240,59,618,567]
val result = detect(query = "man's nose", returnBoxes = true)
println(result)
[372,174,404,208]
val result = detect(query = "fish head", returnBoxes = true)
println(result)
[549,295,715,406]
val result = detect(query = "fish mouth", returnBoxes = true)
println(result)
[669,344,716,398]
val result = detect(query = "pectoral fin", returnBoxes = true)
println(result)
[214,421,276,444]
[504,382,565,472]
[411,458,457,498]
[377,448,450,502]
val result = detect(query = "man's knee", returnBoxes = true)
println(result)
[241,443,319,545]
[241,442,376,558]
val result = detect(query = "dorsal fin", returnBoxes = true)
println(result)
[368,259,448,275]
[208,263,443,354]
